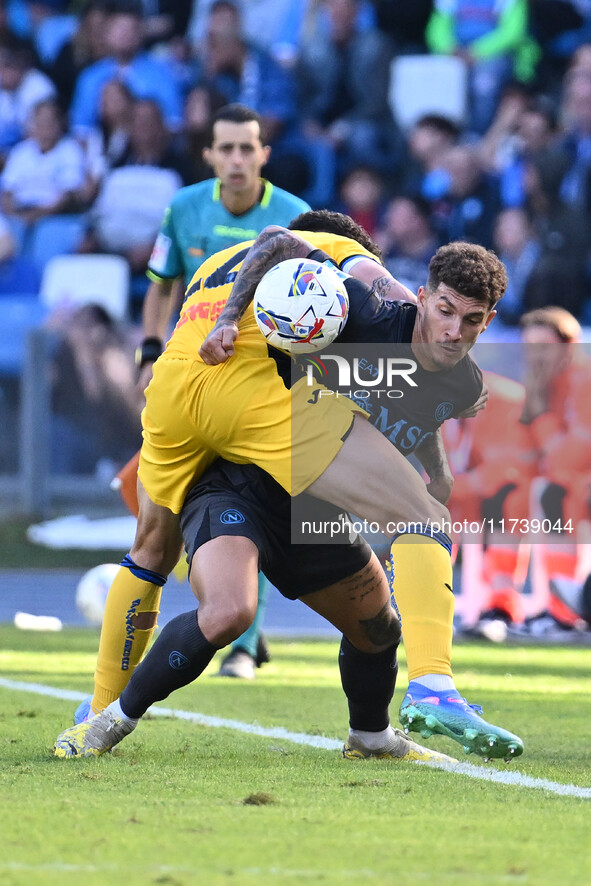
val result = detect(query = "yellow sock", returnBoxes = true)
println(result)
[91,565,163,713]
[390,535,454,681]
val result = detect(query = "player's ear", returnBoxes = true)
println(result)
[416,286,427,310]
[202,146,213,167]
[483,309,496,330]
[261,144,271,167]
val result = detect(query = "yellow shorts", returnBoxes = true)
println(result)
[138,353,365,513]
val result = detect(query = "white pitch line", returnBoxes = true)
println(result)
[2,677,590,799]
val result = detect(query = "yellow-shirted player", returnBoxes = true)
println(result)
[83,212,412,718]
[54,219,525,763]
[140,230,377,512]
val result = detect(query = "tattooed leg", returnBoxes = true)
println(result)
[301,552,399,653]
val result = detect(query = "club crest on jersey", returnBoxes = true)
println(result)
[435,402,454,421]
[220,509,246,525]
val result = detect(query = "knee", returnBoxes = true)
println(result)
[200,596,257,647]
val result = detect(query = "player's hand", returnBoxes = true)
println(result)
[458,382,489,418]
[198,323,239,364]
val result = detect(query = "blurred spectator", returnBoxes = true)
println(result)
[0,0,36,56]
[336,165,384,236]
[531,0,591,95]
[46,0,111,112]
[80,98,183,280]
[192,1,310,194]
[48,302,142,474]
[445,369,535,634]
[193,1,298,146]
[430,143,500,247]
[297,0,398,177]
[558,60,591,213]
[138,0,192,47]
[398,113,461,199]
[0,34,55,161]
[517,306,591,629]
[69,3,183,138]
[180,83,227,183]
[519,307,591,518]
[111,97,192,185]
[189,0,309,67]
[94,78,134,170]
[376,195,438,295]
[567,38,591,77]
[79,78,136,208]
[372,0,433,54]
[0,98,86,232]
[26,0,76,71]
[445,370,535,527]
[493,206,541,326]
[480,87,560,207]
[523,146,591,317]
[425,0,535,134]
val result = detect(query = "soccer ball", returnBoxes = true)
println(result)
[75,562,119,627]
[253,257,349,354]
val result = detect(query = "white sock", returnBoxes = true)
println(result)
[106,699,139,726]
[350,726,392,749]
[413,674,456,692]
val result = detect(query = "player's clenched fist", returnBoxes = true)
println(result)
[199,323,240,364]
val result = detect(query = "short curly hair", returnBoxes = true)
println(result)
[288,209,382,260]
[427,241,507,311]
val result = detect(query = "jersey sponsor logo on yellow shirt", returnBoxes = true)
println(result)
[175,298,228,331]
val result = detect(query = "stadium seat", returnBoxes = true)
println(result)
[27,214,87,275]
[388,54,468,132]
[39,254,131,322]
[0,255,40,295]
[0,295,48,376]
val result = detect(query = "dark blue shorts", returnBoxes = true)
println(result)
[180,460,372,600]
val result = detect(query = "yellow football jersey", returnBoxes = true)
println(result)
[140,232,375,509]
[163,231,379,360]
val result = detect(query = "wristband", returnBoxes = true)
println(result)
[135,337,163,369]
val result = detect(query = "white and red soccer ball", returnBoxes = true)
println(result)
[254,258,349,354]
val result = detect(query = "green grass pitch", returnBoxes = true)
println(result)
[0,625,590,886]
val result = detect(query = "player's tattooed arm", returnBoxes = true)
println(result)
[415,429,454,505]
[199,226,330,364]
[346,259,417,304]
[371,272,417,305]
